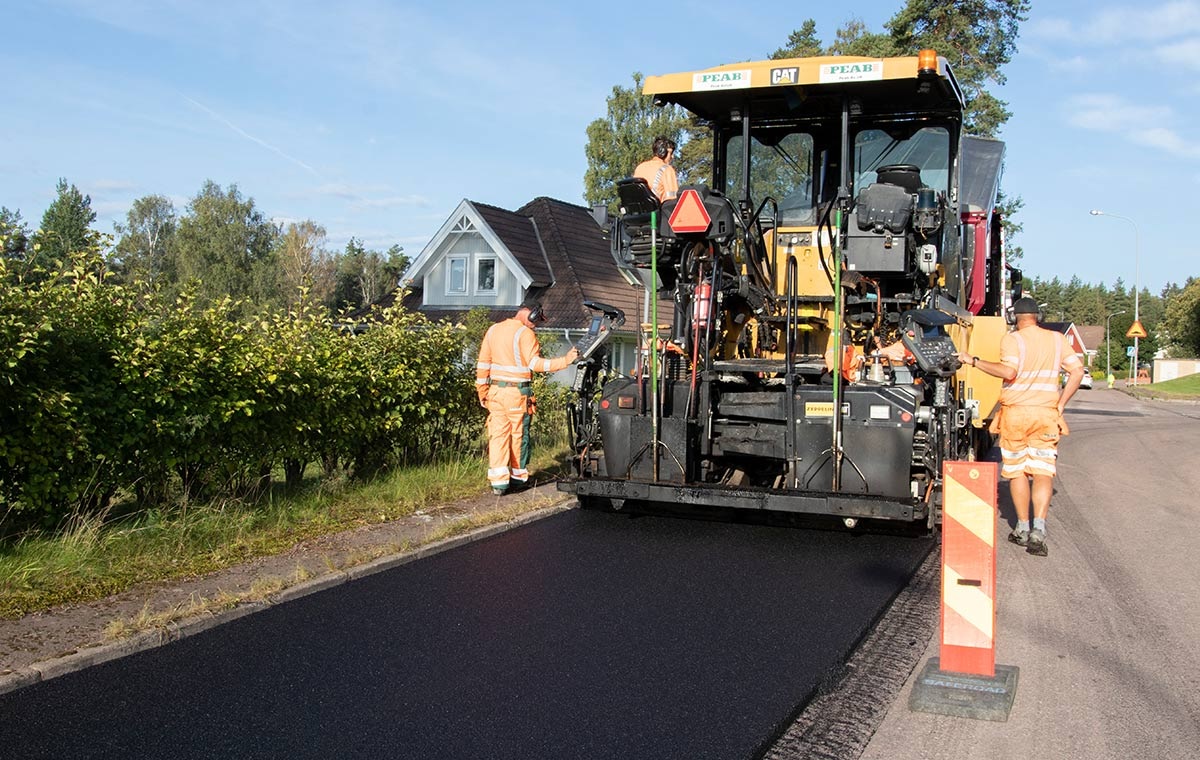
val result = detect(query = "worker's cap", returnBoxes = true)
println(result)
[1011,297,1041,315]
[521,300,547,323]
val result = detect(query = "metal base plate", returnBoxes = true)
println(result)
[908,657,1019,722]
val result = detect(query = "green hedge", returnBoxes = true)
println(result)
[0,253,489,528]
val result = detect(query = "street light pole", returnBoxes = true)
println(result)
[1090,210,1140,383]
[1105,310,1126,383]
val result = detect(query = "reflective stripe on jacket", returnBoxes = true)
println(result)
[476,317,573,387]
[633,157,679,202]
[998,326,1082,408]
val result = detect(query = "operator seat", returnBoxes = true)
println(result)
[614,177,666,272]
[875,164,923,193]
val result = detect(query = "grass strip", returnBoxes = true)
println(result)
[0,448,568,619]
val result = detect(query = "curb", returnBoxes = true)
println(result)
[0,498,573,697]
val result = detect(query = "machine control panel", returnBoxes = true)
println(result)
[571,301,625,392]
[899,310,962,377]
[576,314,611,362]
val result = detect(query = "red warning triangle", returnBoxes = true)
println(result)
[668,189,712,234]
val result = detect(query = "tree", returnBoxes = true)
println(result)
[829,17,898,56]
[1162,278,1200,357]
[886,0,1031,137]
[276,220,335,308]
[174,181,280,309]
[0,207,29,261]
[112,194,177,285]
[332,238,407,310]
[771,20,824,59]
[31,178,98,271]
[997,193,1024,264]
[583,73,697,213]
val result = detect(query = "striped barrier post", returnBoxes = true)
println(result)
[941,460,997,676]
[909,460,1019,721]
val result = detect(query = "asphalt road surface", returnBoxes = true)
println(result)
[1,508,931,759]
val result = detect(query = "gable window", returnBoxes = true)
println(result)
[447,256,467,294]
[477,257,496,294]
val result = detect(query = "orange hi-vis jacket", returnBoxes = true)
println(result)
[633,157,679,202]
[476,317,574,389]
[998,325,1082,408]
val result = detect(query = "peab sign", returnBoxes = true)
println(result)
[819,60,884,83]
[693,69,752,91]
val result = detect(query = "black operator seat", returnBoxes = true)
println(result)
[855,164,924,235]
[874,163,923,193]
[614,177,666,273]
[617,177,661,219]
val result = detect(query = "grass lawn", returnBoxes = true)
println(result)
[1128,372,1200,400]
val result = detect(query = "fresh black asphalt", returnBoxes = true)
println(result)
[1,509,931,759]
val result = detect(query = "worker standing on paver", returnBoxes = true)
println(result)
[476,301,578,495]
[633,136,679,203]
[957,297,1085,556]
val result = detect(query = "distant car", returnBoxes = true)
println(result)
[1061,367,1094,389]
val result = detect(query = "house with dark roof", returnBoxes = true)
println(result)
[398,196,657,376]
[1075,325,1104,367]
[1044,322,1099,366]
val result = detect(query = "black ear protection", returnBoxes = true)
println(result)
[527,303,545,323]
[653,136,673,159]
[1006,298,1043,324]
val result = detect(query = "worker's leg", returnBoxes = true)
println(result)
[505,393,529,486]
[487,387,520,492]
[1027,411,1061,523]
[998,407,1032,524]
[1030,474,1054,521]
[1008,474,1031,523]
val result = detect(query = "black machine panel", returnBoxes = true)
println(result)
[899,309,961,377]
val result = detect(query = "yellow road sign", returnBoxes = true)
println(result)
[1126,320,1147,339]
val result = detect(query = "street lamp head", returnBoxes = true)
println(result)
[1089,209,1103,216]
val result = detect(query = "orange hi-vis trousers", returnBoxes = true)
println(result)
[486,384,531,491]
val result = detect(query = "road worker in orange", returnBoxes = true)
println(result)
[957,297,1084,556]
[476,301,578,495]
[633,136,679,203]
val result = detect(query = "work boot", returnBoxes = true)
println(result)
[1008,527,1030,546]
[1026,529,1047,556]
[492,487,507,496]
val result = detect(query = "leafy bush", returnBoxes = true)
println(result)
[0,253,483,531]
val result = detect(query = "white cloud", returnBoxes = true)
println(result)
[87,179,137,193]
[1066,93,1200,158]
[1034,1,1200,44]
[1156,37,1200,68]
[313,182,389,201]
[92,200,130,216]
[1046,54,1091,74]
[356,195,431,209]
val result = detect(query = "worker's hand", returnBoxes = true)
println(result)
[567,347,580,363]
[955,351,974,366]
[478,388,489,408]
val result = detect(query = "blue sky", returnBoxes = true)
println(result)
[3,0,1197,296]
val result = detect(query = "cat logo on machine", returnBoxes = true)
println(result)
[771,67,799,85]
